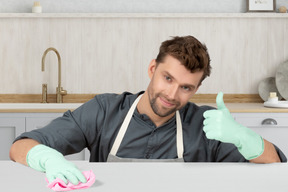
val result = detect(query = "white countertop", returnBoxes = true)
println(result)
[0,103,83,109]
[3,161,288,192]
[0,103,83,113]
[199,103,288,113]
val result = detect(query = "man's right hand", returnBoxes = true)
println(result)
[27,144,87,185]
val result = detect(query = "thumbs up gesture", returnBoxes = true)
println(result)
[203,92,264,160]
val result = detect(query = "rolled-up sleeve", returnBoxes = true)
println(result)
[14,96,104,156]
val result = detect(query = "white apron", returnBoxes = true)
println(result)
[107,94,184,162]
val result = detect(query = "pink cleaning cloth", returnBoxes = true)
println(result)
[46,170,95,191]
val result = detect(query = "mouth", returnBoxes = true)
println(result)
[159,97,176,108]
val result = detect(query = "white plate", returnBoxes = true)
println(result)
[258,77,282,101]
[276,60,288,100]
[264,101,288,108]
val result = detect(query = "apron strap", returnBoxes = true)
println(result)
[110,95,143,156]
[176,111,184,158]
[109,94,184,159]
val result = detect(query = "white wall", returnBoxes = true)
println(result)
[1,0,288,13]
[0,14,287,95]
[1,0,245,13]
[1,1,288,95]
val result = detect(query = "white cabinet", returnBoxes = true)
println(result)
[232,113,288,157]
[25,113,89,161]
[0,117,25,160]
[2,111,287,160]
[0,113,89,161]
[26,115,62,130]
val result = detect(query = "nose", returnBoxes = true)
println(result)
[166,84,178,100]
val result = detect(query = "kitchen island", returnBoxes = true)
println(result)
[3,161,288,192]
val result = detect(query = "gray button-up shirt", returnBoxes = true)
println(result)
[15,92,287,162]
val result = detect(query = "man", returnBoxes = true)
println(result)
[10,36,287,185]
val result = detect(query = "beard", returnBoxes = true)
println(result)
[149,92,181,117]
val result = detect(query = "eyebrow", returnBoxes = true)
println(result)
[165,71,196,90]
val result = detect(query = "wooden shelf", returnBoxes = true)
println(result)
[0,13,287,18]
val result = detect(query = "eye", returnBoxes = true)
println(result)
[164,75,172,82]
[182,86,190,91]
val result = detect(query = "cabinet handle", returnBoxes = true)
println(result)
[261,118,277,125]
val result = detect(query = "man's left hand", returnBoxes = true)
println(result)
[203,92,264,160]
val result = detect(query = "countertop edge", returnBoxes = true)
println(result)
[1,103,288,113]
[198,103,288,113]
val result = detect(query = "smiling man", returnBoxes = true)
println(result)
[140,54,204,127]
[10,36,287,186]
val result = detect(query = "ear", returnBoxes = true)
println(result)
[148,59,157,79]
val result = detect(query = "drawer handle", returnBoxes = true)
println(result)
[261,118,277,125]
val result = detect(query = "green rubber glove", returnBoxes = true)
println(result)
[26,144,87,185]
[203,92,264,160]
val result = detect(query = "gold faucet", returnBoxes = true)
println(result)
[41,47,67,103]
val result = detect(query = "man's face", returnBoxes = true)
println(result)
[147,55,203,117]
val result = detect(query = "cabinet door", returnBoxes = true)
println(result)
[232,113,288,157]
[0,117,25,160]
[251,127,288,157]
[25,114,63,131]
[26,114,88,161]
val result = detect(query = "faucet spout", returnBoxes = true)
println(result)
[41,47,67,103]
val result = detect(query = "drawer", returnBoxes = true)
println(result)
[232,113,288,127]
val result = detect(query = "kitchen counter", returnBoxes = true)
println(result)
[2,161,288,192]
[199,103,288,113]
[0,103,83,113]
[0,102,287,113]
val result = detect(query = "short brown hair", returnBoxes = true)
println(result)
[156,36,211,85]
